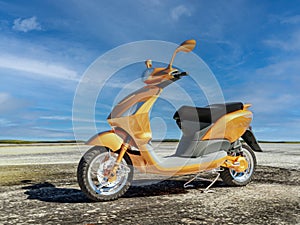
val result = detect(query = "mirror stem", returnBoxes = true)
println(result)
[168,49,178,69]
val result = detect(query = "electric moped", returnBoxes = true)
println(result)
[77,39,262,201]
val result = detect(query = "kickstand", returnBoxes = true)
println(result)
[183,173,201,189]
[183,170,221,193]
[200,172,220,193]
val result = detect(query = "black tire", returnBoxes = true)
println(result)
[77,146,133,201]
[220,144,256,186]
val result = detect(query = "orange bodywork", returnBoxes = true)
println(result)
[86,39,251,175]
[91,85,228,175]
[143,68,174,85]
[125,146,227,175]
[87,85,251,175]
[137,144,227,175]
[108,96,160,146]
[202,109,252,142]
[87,130,123,151]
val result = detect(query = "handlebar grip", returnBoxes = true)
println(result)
[180,72,188,76]
[173,71,188,78]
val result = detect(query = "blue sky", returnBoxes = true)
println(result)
[0,0,299,141]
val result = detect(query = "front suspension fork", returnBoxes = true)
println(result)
[107,142,130,181]
[115,143,130,164]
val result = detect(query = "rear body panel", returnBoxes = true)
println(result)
[202,109,253,143]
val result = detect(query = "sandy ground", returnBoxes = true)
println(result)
[0,143,299,224]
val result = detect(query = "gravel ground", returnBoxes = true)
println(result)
[0,143,299,224]
[1,143,300,169]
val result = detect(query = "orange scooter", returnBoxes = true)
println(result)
[77,39,262,201]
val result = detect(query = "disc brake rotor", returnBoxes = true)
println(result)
[96,155,130,188]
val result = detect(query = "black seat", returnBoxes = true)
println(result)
[173,102,243,125]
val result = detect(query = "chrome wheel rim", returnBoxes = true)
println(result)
[229,148,254,183]
[87,152,130,196]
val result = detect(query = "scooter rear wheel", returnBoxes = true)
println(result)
[77,146,133,201]
[220,144,256,186]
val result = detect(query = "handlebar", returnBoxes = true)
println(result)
[172,71,188,79]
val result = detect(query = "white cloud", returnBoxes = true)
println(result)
[40,115,106,124]
[139,0,162,7]
[245,93,294,114]
[0,92,29,113]
[40,116,72,121]
[73,117,106,123]
[228,58,300,115]
[170,5,191,21]
[0,126,75,140]
[12,16,42,32]
[264,30,300,51]
[0,54,79,81]
[0,118,15,127]
[0,92,9,105]
[255,59,300,78]
[280,15,300,24]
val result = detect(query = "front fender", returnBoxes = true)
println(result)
[86,130,123,151]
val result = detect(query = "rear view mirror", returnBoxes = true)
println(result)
[176,39,196,53]
[168,39,196,69]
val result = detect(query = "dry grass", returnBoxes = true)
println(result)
[0,163,77,186]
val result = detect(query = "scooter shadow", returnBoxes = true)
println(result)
[125,179,224,198]
[22,179,224,203]
[22,182,90,203]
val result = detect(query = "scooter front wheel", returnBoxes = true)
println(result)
[220,144,256,186]
[77,146,133,201]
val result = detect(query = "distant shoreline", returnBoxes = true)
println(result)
[257,141,300,144]
[0,140,84,145]
[1,139,300,145]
